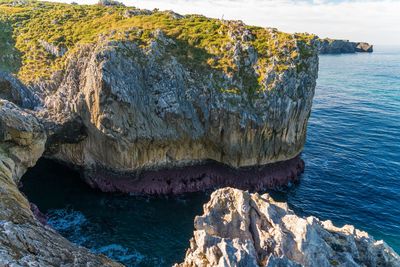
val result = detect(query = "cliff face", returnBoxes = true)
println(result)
[0,2,398,266]
[42,29,318,193]
[319,39,373,54]
[0,1,319,193]
[177,188,400,267]
[0,99,120,266]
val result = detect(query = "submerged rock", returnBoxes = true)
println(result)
[177,188,400,267]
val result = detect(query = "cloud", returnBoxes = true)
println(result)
[50,0,400,45]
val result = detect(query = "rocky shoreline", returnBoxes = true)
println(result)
[0,1,396,266]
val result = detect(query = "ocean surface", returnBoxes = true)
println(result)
[21,46,400,266]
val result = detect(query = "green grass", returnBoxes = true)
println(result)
[0,0,317,97]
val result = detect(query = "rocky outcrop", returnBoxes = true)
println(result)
[177,188,400,267]
[319,39,373,54]
[1,1,320,193]
[355,42,373,53]
[38,40,68,58]
[0,99,121,266]
[0,71,40,109]
[32,27,319,194]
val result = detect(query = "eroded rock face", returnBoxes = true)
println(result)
[0,99,121,266]
[177,188,400,267]
[33,27,318,193]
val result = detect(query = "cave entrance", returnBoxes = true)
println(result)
[20,158,207,266]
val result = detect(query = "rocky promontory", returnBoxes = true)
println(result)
[0,1,319,193]
[177,188,400,267]
[319,39,373,54]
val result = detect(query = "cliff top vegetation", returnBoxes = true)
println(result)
[0,0,317,94]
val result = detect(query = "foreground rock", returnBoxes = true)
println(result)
[319,39,373,54]
[177,188,400,267]
[0,99,121,266]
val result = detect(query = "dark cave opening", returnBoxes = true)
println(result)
[20,158,208,267]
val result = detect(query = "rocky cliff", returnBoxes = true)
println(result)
[319,39,373,54]
[0,99,121,265]
[0,1,320,263]
[0,2,397,266]
[177,188,400,267]
[0,1,319,193]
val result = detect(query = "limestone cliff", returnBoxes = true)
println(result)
[42,28,318,193]
[0,1,319,193]
[0,99,121,266]
[319,39,373,54]
[177,188,400,267]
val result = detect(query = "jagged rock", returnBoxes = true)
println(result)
[0,71,40,109]
[176,188,400,267]
[0,99,121,266]
[319,39,373,54]
[39,40,67,57]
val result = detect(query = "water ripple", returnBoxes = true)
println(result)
[285,48,400,252]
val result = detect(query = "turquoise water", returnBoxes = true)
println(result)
[21,47,400,266]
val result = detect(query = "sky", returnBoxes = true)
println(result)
[51,0,400,45]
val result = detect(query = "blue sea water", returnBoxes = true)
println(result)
[285,46,400,250]
[21,46,400,266]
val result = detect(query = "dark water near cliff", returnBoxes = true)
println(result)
[21,46,400,266]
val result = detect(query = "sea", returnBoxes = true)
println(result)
[21,46,400,266]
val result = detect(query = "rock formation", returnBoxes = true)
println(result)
[319,39,373,54]
[0,99,121,265]
[0,1,320,193]
[355,42,374,53]
[40,28,317,193]
[177,188,400,267]
[0,2,322,263]
[0,2,397,266]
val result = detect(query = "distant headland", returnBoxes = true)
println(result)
[319,38,373,54]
